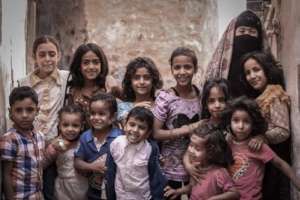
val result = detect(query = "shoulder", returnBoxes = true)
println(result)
[18,74,32,86]
[57,69,69,78]
[109,127,123,138]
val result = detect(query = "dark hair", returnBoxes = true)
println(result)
[9,86,38,107]
[222,96,267,137]
[89,92,117,115]
[58,104,85,123]
[32,35,60,57]
[240,51,285,98]
[122,57,163,102]
[169,47,198,72]
[192,123,234,168]
[68,43,109,90]
[126,107,154,134]
[201,78,230,119]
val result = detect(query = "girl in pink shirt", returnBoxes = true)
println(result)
[164,124,239,200]
[222,96,300,200]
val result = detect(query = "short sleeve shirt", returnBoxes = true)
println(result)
[152,90,201,182]
[191,167,235,200]
[228,139,274,200]
[0,128,45,199]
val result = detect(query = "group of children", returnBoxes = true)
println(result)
[1,9,300,200]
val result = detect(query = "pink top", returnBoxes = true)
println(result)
[190,166,235,200]
[110,135,152,200]
[228,139,274,200]
[152,90,201,182]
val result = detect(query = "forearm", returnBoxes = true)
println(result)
[208,190,240,200]
[3,163,14,200]
[74,158,93,172]
[175,184,192,195]
[272,155,300,190]
[265,126,289,144]
[153,126,190,141]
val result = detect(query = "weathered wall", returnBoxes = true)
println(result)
[36,0,218,89]
[36,0,88,70]
[85,0,217,88]
[279,0,300,199]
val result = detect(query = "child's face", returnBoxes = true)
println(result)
[187,134,207,165]
[89,100,114,131]
[131,67,153,98]
[80,50,101,82]
[9,98,38,132]
[171,55,195,87]
[244,58,267,91]
[59,112,82,141]
[124,116,150,144]
[231,109,253,141]
[34,42,60,78]
[207,86,226,120]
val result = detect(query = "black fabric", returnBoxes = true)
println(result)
[235,10,262,37]
[228,35,261,97]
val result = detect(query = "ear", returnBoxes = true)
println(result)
[8,108,13,120]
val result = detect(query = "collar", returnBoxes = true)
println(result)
[85,127,121,143]
[30,68,61,87]
[124,136,148,151]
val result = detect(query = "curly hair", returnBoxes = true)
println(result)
[201,78,230,119]
[122,57,162,102]
[221,96,267,137]
[58,104,85,123]
[68,43,109,90]
[193,123,234,168]
[240,51,285,98]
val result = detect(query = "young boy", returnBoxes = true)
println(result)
[0,86,58,199]
[106,107,167,200]
[74,92,123,200]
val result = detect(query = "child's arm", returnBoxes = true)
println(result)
[183,151,203,182]
[74,157,107,174]
[271,154,300,190]
[153,119,202,141]
[207,189,240,200]
[2,161,14,200]
[164,184,192,199]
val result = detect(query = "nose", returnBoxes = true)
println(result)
[237,121,244,129]
[214,101,221,108]
[21,110,29,118]
[132,125,138,132]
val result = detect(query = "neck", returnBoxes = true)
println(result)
[14,125,33,137]
[175,84,194,98]
[83,80,96,88]
[92,126,111,140]
[210,117,221,124]
[135,94,152,103]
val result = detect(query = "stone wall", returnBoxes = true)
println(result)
[36,0,218,88]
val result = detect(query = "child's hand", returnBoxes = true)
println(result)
[134,101,153,109]
[89,160,107,174]
[248,135,265,152]
[164,186,180,200]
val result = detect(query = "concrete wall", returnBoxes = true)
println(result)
[279,0,300,199]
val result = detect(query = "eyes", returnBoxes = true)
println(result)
[207,97,226,104]
[38,51,57,58]
[61,122,81,128]
[127,121,148,131]
[81,59,101,66]
[236,26,258,37]
[132,74,152,81]
[14,107,36,114]
[244,66,263,76]
[172,64,194,71]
